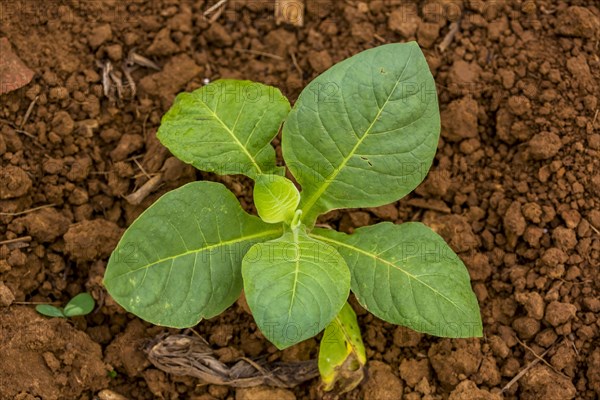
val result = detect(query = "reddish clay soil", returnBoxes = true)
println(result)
[1,1,599,399]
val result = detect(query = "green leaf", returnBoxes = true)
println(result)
[282,42,440,224]
[158,80,290,179]
[312,222,482,338]
[35,305,65,318]
[319,302,366,394]
[63,293,95,317]
[253,174,300,224]
[242,229,350,349]
[104,181,282,328]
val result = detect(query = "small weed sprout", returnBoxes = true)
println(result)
[36,292,95,318]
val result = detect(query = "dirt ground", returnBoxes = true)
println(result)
[1,1,599,399]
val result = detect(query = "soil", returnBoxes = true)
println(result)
[1,1,599,399]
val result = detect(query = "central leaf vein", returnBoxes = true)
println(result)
[114,229,282,279]
[288,241,301,318]
[198,97,262,174]
[310,233,467,315]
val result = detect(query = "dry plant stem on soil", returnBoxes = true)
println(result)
[203,0,228,17]
[289,49,303,78]
[501,345,554,393]
[98,51,160,102]
[146,333,319,388]
[0,236,31,246]
[133,157,151,179]
[0,118,42,147]
[203,0,228,23]
[516,338,569,379]
[438,21,460,52]
[373,33,387,43]
[0,203,57,216]
[124,174,163,205]
[233,47,284,60]
[20,95,38,128]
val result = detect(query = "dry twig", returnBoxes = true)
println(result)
[203,0,228,17]
[373,33,387,43]
[209,5,226,24]
[0,236,32,246]
[516,338,569,380]
[501,348,550,393]
[289,50,303,78]
[405,198,451,213]
[234,48,283,61]
[125,174,163,205]
[98,60,114,99]
[15,129,37,140]
[0,118,42,147]
[0,204,57,217]
[438,21,460,52]
[122,65,137,98]
[127,50,161,71]
[20,95,39,129]
[501,342,560,394]
[133,158,152,180]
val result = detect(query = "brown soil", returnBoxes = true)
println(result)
[1,1,599,399]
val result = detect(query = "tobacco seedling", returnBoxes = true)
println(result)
[36,292,95,318]
[104,42,482,392]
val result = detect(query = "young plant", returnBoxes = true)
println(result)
[36,292,95,318]
[104,42,482,391]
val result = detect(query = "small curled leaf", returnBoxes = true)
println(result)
[254,174,300,224]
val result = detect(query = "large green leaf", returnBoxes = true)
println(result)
[312,222,482,338]
[104,181,282,328]
[282,42,440,224]
[158,80,290,179]
[242,229,350,349]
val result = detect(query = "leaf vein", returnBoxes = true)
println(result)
[311,233,468,316]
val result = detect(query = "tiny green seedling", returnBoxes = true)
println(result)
[36,292,95,318]
[104,42,482,392]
